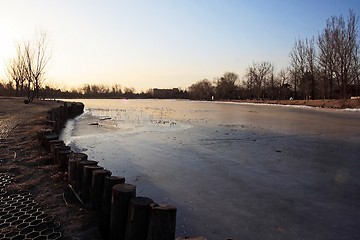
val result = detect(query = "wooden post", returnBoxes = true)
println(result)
[125,197,154,240]
[54,145,70,165]
[67,153,88,184]
[147,204,177,240]
[46,120,56,129]
[76,160,98,192]
[37,129,52,141]
[82,165,103,204]
[100,176,125,238]
[51,142,65,163]
[72,152,88,161]
[48,140,64,153]
[68,158,82,184]
[43,134,58,151]
[91,169,112,210]
[110,183,136,240]
[58,149,72,170]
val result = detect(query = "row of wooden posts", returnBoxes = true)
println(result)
[37,101,187,240]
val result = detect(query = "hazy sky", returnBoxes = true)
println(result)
[0,0,359,92]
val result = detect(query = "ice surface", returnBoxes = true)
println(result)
[60,99,360,239]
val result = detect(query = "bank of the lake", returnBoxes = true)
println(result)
[230,99,360,109]
[0,97,101,239]
[2,97,359,240]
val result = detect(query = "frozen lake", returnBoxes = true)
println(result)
[61,99,360,240]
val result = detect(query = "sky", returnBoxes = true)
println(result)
[0,0,359,92]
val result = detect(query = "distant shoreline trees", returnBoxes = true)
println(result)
[187,10,360,101]
[289,10,359,100]
[1,11,359,100]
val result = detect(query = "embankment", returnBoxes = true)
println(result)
[0,98,100,239]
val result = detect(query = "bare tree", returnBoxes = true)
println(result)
[288,68,299,99]
[289,37,318,99]
[276,68,291,100]
[353,43,360,96]
[5,43,27,97]
[5,31,51,100]
[244,66,255,97]
[23,40,34,100]
[318,19,337,98]
[111,84,122,96]
[319,10,359,98]
[305,37,317,99]
[214,72,239,100]
[245,62,273,99]
[188,79,214,100]
[24,31,51,99]
[266,68,277,100]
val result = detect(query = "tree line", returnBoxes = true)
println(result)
[0,82,152,99]
[1,11,359,100]
[188,10,360,100]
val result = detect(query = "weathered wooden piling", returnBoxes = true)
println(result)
[46,120,56,128]
[82,165,104,204]
[100,176,126,237]
[125,197,154,240]
[49,140,64,151]
[50,142,65,162]
[68,158,82,184]
[110,183,136,240]
[47,102,84,134]
[59,105,68,122]
[68,102,85,118]
[58,149,72,170]
[72,152,88,161]
[54,145,71,165]
[147,204,177,240]
[91,169,112,210]
[68,153,89,185]
[37,129,52,142]
[47,109,56,122]
[43,133,58,151]
[76,160,98,192]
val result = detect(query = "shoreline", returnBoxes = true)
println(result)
[0,97,101,239]
[58,98,360,239]
[1,97,359,239]
[57,97,360,110]
[1,97,182,240]
[226,99,360,109]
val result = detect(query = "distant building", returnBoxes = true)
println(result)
[152,88,180,99]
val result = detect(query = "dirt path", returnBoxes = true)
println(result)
[0,97,101,240]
